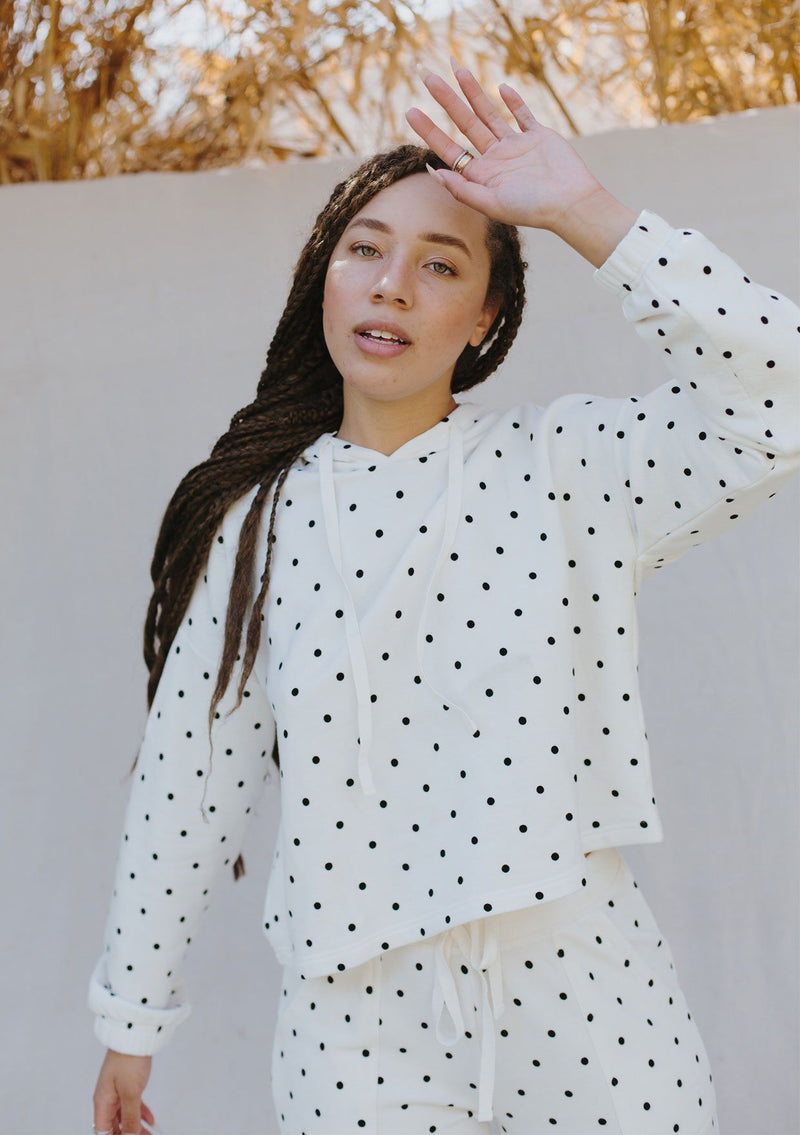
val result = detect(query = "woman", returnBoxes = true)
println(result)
[90,65,799,1134]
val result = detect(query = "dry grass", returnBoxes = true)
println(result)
[477,0,800,134]
[0,0,797,184]
[0,0,446,182]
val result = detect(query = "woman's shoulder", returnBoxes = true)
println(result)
[470,395,619,435]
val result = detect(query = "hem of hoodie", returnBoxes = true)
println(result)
[270,860,593,979]
[579,819,664,851]
[262,824,666,975]
[93,1011,186,1056]
[593,209,675,295]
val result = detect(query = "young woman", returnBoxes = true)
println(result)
[90,65,799,1135]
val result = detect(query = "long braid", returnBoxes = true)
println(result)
[136,144,528,881]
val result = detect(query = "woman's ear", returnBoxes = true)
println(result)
[469,299,501,347]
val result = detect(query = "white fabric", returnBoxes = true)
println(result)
[88,210,800,1055]
[318,410,480,799]
[270,847,719,1133]
[432,917,505,1122]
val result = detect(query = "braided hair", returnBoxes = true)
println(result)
[139,144,528,879]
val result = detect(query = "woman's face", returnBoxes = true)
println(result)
[322,172,499,406]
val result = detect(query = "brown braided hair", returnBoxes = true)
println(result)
[137,144,528,879]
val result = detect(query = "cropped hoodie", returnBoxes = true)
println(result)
[88,210,800,1056]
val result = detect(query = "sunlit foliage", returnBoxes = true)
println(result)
[1,0,796,182]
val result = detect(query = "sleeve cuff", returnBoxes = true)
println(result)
[88,956,192,1056]
[593,209,677,295]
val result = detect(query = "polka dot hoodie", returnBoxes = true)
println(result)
[89,210,800,1056]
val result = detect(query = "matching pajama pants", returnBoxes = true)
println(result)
[270,848,717,1134]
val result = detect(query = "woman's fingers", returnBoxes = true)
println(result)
[119,1085,142,1135]
[93,1084,120,1135]
[419,70,498,153]
[408,64,543,182]
[450,64,517,141]
[405,107,477,170]
[498,83,540,131]
[426,167,502,218]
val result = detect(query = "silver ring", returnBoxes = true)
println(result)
[451,149,474,175]
[92,1127,114,1134]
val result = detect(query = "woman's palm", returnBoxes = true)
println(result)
[450,128,601,228]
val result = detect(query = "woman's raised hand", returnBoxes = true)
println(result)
[406,63,637,267]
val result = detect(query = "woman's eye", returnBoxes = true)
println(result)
[350,244,454,276]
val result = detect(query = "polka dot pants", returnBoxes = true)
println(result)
[271,849,717,1134]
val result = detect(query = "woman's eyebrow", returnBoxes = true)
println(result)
[345,216,472,258]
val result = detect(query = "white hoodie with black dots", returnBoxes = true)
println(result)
[88,210,800,1055]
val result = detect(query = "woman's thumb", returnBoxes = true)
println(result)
[425,165,497,216]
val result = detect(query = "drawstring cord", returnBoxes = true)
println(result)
[432,917,505,1122]
[318,438,376,795]
[317,416,480,797]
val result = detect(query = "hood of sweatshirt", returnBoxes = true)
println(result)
[295,397,494,798]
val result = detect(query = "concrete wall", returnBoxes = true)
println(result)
[1,104,797,1134]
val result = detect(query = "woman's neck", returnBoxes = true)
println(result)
[336,389,459,456]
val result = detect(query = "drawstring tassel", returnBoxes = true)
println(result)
[319,439,378,796]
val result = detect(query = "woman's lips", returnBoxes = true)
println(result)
[354,331,411,358]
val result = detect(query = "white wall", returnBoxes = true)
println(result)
[1,104,797,1135]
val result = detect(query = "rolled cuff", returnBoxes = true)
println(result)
[88,956,192,1056]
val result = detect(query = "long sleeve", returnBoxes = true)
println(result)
[584,209,800,585]
[88,493,276,1055]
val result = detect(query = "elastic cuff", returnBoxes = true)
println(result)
[88,957,192,1055]
[593,209,676,295]
[93,1011,183,1056]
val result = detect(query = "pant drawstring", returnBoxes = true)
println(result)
[431,918,505,1123]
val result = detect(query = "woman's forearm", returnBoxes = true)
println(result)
[546,185,638,269]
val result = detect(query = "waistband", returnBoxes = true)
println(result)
[430,848,626,1123]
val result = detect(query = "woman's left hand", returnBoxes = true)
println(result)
[406,64,637,267]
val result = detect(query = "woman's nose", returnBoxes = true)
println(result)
[371,258,413,306]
